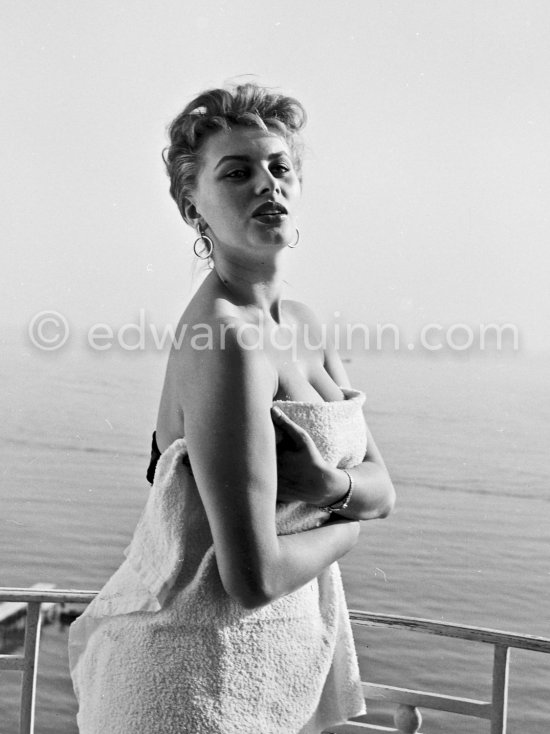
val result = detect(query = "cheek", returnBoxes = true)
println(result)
[203,194,245,233]
[200,193,232,224]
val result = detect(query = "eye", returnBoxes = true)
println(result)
[271,162,291,177]
[225,169,248,180]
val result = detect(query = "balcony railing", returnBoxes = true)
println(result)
[0,587,96,734]
[329,609,550,733]
[1,588,550,734]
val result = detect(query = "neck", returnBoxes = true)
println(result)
[212,251,287,323]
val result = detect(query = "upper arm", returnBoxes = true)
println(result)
[179,325,280,605]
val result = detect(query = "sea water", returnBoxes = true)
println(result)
[0,333,549,733]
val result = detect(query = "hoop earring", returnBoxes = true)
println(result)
[287,228,300,249]
[193,229,214,260]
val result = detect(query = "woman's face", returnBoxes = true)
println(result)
[190,126,301,260]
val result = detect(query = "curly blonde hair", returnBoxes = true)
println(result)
[163,83,307,224]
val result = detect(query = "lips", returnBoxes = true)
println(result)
[251,201,288,218]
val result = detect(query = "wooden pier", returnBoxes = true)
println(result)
[0,584,57,632]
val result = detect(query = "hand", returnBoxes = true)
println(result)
[271,406,340,506]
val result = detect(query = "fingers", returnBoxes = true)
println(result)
[270,406,310,447]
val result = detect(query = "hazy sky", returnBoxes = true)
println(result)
[2,0,549,352]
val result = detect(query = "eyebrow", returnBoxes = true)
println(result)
[214,152,288,170]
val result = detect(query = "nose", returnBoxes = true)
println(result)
[254,167,280,196]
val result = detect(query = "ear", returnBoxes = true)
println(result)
[183,198,205,230]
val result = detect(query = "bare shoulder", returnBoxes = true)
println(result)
[170,298,277,407]
[156,282,278,448]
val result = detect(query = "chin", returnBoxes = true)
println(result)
[264,236,290,251]
[260,226,293,248]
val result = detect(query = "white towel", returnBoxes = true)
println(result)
[69,388,367,734]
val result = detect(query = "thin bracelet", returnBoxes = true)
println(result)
[320,469,354,513]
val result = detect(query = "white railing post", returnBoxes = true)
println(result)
[394,704,422,733]
[19,602,42,734]
[490,644,510,734]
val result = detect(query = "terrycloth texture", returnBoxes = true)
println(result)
[69,388,367,734]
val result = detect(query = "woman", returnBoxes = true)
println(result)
[69,83,395,734]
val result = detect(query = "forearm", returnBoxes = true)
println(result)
[239,517,360,608]
[322,460,395,521]
[272,408,395,521]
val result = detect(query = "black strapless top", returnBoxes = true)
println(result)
[147,431,195,485]
[146,432,162,485]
